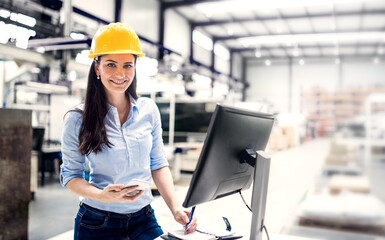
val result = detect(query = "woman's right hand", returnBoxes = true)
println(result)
[98,184,144,203]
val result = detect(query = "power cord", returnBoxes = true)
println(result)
[238,190,252,212]
[238,191,271,240]
[263,225,270,240]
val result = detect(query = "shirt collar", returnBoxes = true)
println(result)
[106,94,139,113]
[130,95,139,113]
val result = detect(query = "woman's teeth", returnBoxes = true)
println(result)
[111,80,126,84]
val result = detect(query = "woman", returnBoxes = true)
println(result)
[60,22,196,239]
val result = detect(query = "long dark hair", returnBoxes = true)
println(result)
[75,56,138,155]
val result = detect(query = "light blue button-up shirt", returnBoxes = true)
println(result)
[60,96,168,214]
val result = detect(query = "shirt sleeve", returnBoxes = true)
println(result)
[149,100,169,171]
[60,111,86,187]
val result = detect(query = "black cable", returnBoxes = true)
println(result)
[238,190,252,212]
[263,225,270,240]
[238,191,271,240]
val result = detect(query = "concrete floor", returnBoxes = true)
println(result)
[28,138,385,240]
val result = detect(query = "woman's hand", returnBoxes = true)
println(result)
[98,184,144,203]
[173,207,197,234]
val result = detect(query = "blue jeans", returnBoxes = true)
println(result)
[74,203,163,240]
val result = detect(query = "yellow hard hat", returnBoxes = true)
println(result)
[88,22,145,59]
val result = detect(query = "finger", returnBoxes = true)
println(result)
[186,219,197,233]
[107,184,125,192]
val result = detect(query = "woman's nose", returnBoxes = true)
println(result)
[115,67,125,77]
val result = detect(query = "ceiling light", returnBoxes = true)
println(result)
[75,50,93,65]
[10,12,36,27]
[36,47,45,53]
[214,43,230,60]
[171,65,178,72]
[378,47,384,55]
[373,57,379,64]
[69,70,77,82]
[193,30,213,51]
[265,59,271,66]
[239,32,385,47]
[255,50,261,58]
[195,0,376,14]
[70,32,85,40]
[299,59,305,65]
[0,9,10,18]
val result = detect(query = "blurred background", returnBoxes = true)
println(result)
[0,0,384,239]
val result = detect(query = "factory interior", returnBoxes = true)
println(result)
[0,0,385,239]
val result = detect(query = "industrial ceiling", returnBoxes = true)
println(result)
[164,0,385,60]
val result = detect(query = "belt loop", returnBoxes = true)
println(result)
[79,202,82,207]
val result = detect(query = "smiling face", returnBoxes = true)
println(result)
[94,54,136,97]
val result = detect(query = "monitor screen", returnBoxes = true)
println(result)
[182,104,275,208]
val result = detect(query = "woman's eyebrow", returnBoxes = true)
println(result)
[105,60,134,64]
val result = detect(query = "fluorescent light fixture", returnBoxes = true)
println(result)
[36,47,45,53]
[0,9,11,18]
[10,12,36,27]
[195,0,379,14]
[0,22,36,48]
[239,32,385,47]
[214,43,230,60]
[193,30,213,51]
[70,32,85,40]
[75,50,93,65]
[69,70,77,82]
[25,81,69,94]
[265,59,271,66]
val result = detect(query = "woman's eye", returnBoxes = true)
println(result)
[107,63,116,68]
[124,64,133,69]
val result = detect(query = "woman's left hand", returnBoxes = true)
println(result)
[173,207,197,234]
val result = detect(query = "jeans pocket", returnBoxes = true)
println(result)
[79,209,108,229]
[145,205,155,217]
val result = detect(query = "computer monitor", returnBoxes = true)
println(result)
[182,104,275,240]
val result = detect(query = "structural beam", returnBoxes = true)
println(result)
[163,0,224,9]
[231,42,382,53]
[213,28,383,41]
[192,9,385,27]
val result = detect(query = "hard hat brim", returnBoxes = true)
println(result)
[88,50,145,59]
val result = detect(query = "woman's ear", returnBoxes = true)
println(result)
[94,59,100,75]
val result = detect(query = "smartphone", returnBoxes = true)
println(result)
[123,179,151,196]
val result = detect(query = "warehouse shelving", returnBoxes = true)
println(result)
[365,93,385,167]
[302,87,385,138]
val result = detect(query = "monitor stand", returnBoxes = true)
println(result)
[241,149,271,240]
